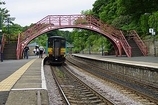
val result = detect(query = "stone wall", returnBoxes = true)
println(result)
[144,40,158,56]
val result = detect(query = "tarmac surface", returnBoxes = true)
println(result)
[0,59,32,81]
[79,54,158,63]
[104,55,158,63]
[72,54,158,69]
[73,54,158,63]
[0,57,34,105]
[0,56,48,105]
[0,54,157,104]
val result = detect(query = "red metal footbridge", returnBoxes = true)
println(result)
[1,14,148,59]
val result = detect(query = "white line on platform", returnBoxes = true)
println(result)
[12,88,44,91]
[41,59,47,90]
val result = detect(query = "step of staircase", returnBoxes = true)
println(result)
[3,42,17,60]
[126,37,143,57]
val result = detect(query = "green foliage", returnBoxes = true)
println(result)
[2,0,158,54]
[112,15,131,29]
[30,33,47,48]
[92,0,110,18]
[0,1,10,26]
[92,0,158,37]
[68,28,111,54]
[81,10,93,15]
[148,12,158,31]
[99,1,117,23]
[36,34,47,47]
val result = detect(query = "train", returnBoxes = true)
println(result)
[44,36,66,65]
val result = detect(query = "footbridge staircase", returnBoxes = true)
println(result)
[1,15,147,60]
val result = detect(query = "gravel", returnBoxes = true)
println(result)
[44,64,152,105]
[44,65,63,105]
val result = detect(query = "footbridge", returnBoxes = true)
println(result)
[15,14,147,59]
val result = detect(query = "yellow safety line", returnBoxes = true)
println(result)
[0,59,37,91]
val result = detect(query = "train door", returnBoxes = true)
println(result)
[54,39,61,58]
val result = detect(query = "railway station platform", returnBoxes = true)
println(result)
[72,54,158,86]
[0,54,157,104]
[0,56,48,105]
[72,54,158,69]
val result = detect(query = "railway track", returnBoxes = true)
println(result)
[50,66,115,105]
[66,55,158,105]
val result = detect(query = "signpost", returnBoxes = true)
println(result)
[149,28,156,56]
[0,13,3,62]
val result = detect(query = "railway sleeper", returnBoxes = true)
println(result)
[90,99,103,103]
[85,93,95,97]
[88,96,99,100]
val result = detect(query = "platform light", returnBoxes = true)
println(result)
[149,28,154,34]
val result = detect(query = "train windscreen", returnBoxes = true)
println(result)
[54,40,60,56]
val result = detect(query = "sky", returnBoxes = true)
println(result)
[3,0,96,26]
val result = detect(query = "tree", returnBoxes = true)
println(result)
[91,0,158,37]
[0,0,19,41]
[92,0,110,18]
[2,24,23,40]
[81,9,93,15]
[0,1,10,42]
[0,1,10,25]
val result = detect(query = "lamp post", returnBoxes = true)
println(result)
[152,14,157,57]
[145,13,157,56]
[101,41,104,56]
[0,13,2,44]
[0,13,3,62]
[84,33,91,54]
[149,28,156,56]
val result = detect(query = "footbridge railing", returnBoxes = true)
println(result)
[17,15,133,59]
[130,30,148,56]
[85,15,132,57]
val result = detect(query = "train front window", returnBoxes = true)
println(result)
[61,39,66,47]
[54,41,60,48]
[48,39,53,47]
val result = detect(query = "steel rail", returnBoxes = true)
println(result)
[63,65,116,105]
[66,55,158,104]
[50,66,71,105]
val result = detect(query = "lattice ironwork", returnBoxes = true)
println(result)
[130,30,148,56]
[17,15,133,59]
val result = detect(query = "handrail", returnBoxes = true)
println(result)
[130,30,147,56]
[0,34,6,61]
[16,33,21,59]
[120,31,132,57]
[19,15,133,57]
[18,24,52,59]
[21,23,51,43]
[0,34,6,53]
[86,15,131,57]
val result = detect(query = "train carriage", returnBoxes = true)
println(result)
[44,36,66,65]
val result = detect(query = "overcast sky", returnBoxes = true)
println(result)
[3,0,96,26]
